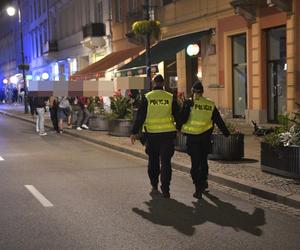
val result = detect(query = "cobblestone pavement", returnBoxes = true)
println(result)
[1,104,300,197]
[76,130,300,195]
[175,171,300,220]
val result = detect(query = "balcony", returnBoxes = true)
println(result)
[82,23,106,39]
[43,41,58,54]
[230,0,292,23]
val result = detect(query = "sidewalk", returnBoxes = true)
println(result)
[1,103,300,208]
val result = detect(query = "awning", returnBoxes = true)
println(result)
[71,46,144,80]
[117,29,211,75]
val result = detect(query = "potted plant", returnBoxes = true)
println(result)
[88,96,109,131]
[208,122,244,161]
[132,20,161,40]
[261,110,300,179]
[108,91,133,137]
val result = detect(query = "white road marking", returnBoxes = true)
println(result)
[0,156,4,161]
[25,185,54,207]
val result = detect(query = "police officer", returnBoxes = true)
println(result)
[130,74,180,198]
[180,80,229,199]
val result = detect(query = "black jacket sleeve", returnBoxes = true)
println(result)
[212,107,230,136]
[172,96,180,130]
[131,96,148,135]
[178,99,193,130]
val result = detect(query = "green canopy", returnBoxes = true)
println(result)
[118,29,211,72]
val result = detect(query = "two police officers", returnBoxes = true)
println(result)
[130,74,180,198]
[180,80,229,199]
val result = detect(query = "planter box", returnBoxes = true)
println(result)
[261,142,300,179]
[108,119,132,137]
[208,134,244,160]
[89,115,109,131]
[175,133,187,152]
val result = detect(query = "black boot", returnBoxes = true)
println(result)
[193,185,202,199]
[201,180,208,192]
[150,184,160,196]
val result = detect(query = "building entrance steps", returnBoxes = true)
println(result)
[1,104,300,209]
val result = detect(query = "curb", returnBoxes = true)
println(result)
[1,109,300,209]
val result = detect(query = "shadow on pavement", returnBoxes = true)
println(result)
[132,192,265,236]
[210,158,259,164]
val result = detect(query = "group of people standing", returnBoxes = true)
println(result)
[31,96,91,136]
[130,74,229,200]
[0,85,24,104]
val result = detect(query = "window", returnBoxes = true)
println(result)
[43,22,47,44]
[35,30,39,57]
[37,0,41,17]
[96,1,103,23]
[128,0,138,12]
[115,0,122,23]
[33,1,36,20]
[163,0,173,6]
[40,28,43,55]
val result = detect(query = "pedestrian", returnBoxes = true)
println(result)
[28,96,35,117]
[57,96,72,133]
[69,96,81,130]
[12,87,18,104]
[130,74,180,198]
[180,80,230,199]
[49,96,59,132]
[33,96,48,136]
[77,96,91,130]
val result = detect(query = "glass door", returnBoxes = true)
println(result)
[267,26,286,122]
[232,34,247,118]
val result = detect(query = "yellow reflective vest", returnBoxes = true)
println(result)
[181,97,215,135]
[143,89,176,133]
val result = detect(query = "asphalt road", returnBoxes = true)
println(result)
[0,114,300,250]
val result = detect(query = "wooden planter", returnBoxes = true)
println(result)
[89,115,109,131]
[108,119,132,137]
[175,133,187,152]
[261,142,300,179]
[208,134,244,160]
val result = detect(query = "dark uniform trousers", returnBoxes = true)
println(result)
[50,107,59,132]
[145,134,175,193]
[186,132,212,186]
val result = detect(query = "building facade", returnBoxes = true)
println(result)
[0,0,112,85]
[1,0,299,123]
[156,0,300,123]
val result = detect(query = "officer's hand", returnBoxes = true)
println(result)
[185,99,193,108]
[130,134,136,145]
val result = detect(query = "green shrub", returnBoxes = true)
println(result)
[109,93,133,120]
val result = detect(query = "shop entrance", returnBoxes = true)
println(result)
[232,34,247,118]
[266,26,286,122]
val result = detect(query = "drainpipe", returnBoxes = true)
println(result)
[144,0,152,90]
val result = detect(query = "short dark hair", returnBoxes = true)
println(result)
[191,80,204,93]
[153,74,164,83]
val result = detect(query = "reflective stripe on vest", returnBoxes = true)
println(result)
[181,97,215,135]
[143,90,176,133]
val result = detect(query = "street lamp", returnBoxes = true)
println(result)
[6,2,29,114]
[143,0,152,90]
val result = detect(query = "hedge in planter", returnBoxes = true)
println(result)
[88,97,109,131]
[208,122,244,160]
[108,92,133,137]
[261,141,300,179]
[261,109,300,179]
